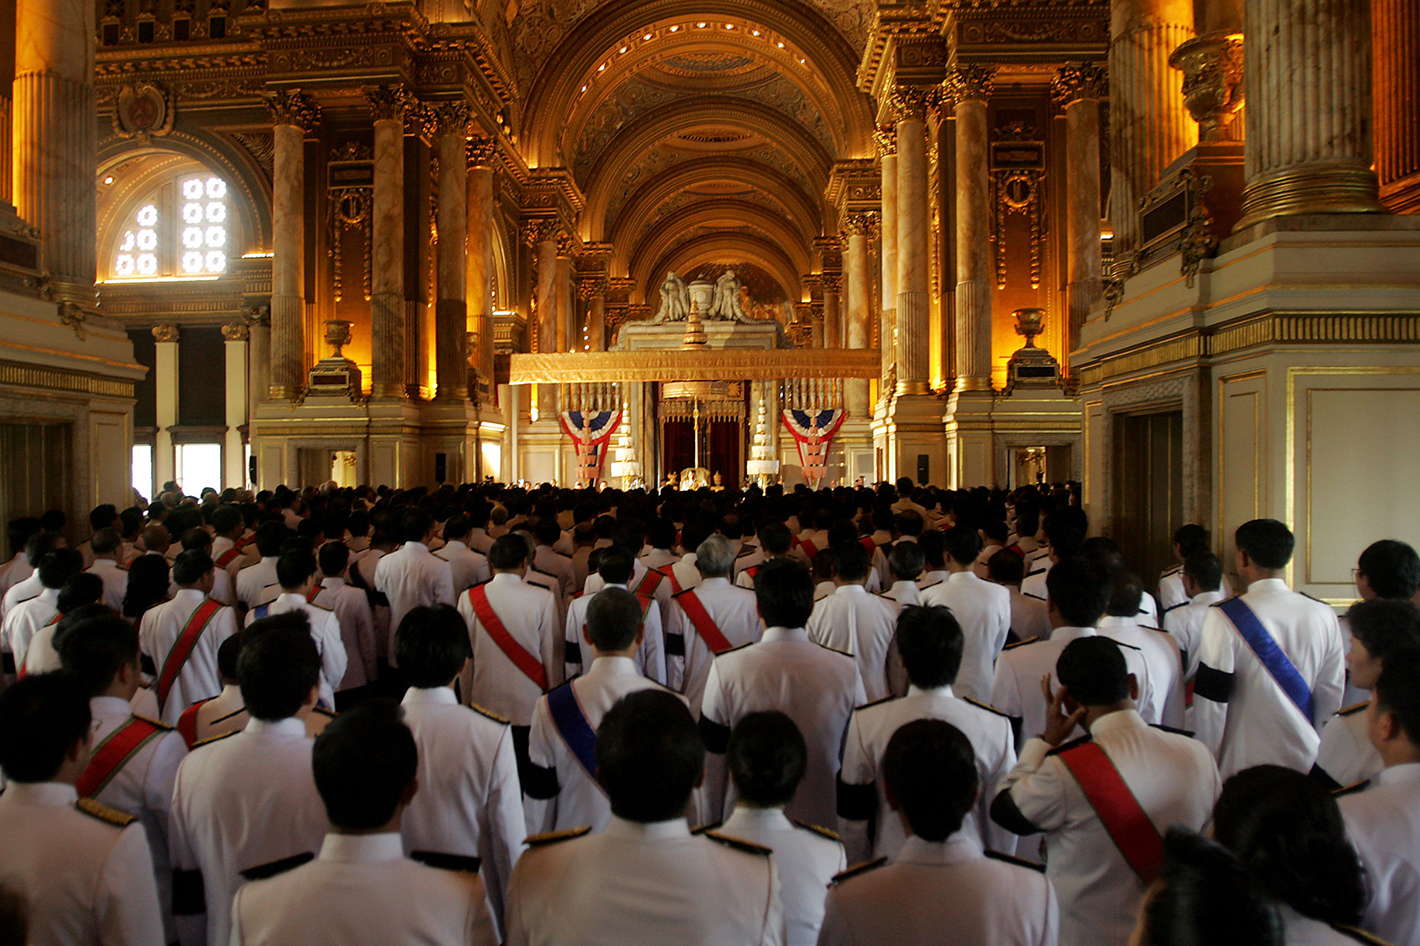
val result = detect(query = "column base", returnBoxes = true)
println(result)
[1237,161,1384,231]
[943,390,996,488]
[871,393,947,487]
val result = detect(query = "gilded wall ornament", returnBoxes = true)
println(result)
[943,65,997,106]
[887,86,930,123]
[151,323,180,344]
[113,83,175,144]
[1169,32,1244,141]
[221,322,251,342]
[466,135,499,168]
[874,126,897,157]
[263,88,320,132]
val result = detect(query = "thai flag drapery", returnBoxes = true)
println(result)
[560,410,622,484]
[781,409,846,488]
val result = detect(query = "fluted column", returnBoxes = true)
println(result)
[367,85,409,398]
[432,103,470,401]
[820,271,842,349]
[525,221,560,416]
[466,136,497,397]
[945,67,996,391]
[1053,63,1107,344]
[13,0,95,300]
[556,238,574,355]
[244,306,270,430]
[893,89,930,396]
[581,277,607,352]
[1110,0,1195,269]
[842,213,875,419]
[1375,0,1420,212]
[263,90,318,399]
[152,324,179,489]
[877,129,898,403]
[221,322,249,488]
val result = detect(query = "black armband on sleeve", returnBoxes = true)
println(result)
[172,869,205,915]
[665,632,685,657]
[698,715,731,755]
[1309,762,1343,793]
[564,641,583,666]
[140,653,157,676]
[1193,664,1235,703]
[1,652,13,674]
[521,762,561,801]
[1008,715,1024,751]
[836,776,876,821]
[990,788,1045,837]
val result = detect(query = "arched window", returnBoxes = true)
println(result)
[103,158,234,282]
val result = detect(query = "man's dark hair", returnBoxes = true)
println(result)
[596,689,703,822]
[172,550,214,587]
[211,505,243,536]
[646,518,677,551]
[759,522,792,556]
[1357,540,1420,600]
[0,673,92,783]
[894,509,924,538]
[238,613,321,720]
[443,514,472,542]
[1235,519,1295,570]
[942,526,983,566]
[987,548,1025,586]
[1057,636,1130,706]
[319,540,350,577]
[1174,524,1211,557]
[883,719,977,842]
[6,517,40,558]
[88,504,118,532]
[56,573,104,614]
[1183,551,1223,592]
[488,534,529,570]
[39,510,66,534]
[56,614,139,696]
[888,541,925,581]
[254,521,289,558]
[1374,648,1420,747]
[24,531,63,569]
[533,517,561,547]
[896,605,964,689]
[727,711,807,808]
[394,605,471,688]
[917,530,945,570]
[596,546,635,585]
[587,587,642,653]
[180,528,213,553]
[38,548,83,590]
[277,550,318,590]
[1106,569,1145,618]
[754,557,815,629]
[1347,598,1420,664]
[1046,556,1111,627]
[217,631,243,682]
[831,541,870,583]
[90,528,122,558]
[1142,829,1283,946]
[313,700,418,831]
[402,510,434,544]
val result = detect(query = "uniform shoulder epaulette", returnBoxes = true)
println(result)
[1004,636,1039,650]
[1148,625,1175,635]
[530,566,556,578]
[131,712,174,730]
[526,826,591,846]
[213,705,246,724]
[1332,779,1371,798]
[735,545,755,558]
[1022,591,1047,601]
[1330,923,1395,946]
[704,831,772,856]
[1161,600,1189,614]
[1045,733,1094,757]
[1299,591,1327,604]
[1339,701,1370,717]
[261,581,279,589]
[917,580,942,592]
[432,551,449,561]
[311,706,336,718]
[191,729,239,749]
[409,851,482,874]
[76,797,137,827]
[1151,723,1196,738]
[308,601,333,612]
[690,821,723,835]
[719,640,756,657]
[555,552,573,561]
[671,586,697,599]
[793,820,842,842]
[239,851,315,881]
[984,850,1046,873]
[831,857,888,885]
[1161,564,1182,577]
[854,693,896,712]
[1111,638,1143,651]
[470,703,510,725]
[964,696,1011,719]
[817,642,854,659]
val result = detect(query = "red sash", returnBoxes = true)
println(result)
[45,611,62,626]
[215,547,243,568]
[306,584,323,603]
[76,717,166,798]
[859,536,877,555]
[666,568,683,596]
[466,585,548,690]
[799,538,820,559]
[1058,741,1165,882]
[635,569,664,598]
[676,591,732,654]
[157,599,223,712]
[177,699,210,748]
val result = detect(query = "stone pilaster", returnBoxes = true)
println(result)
[466,136,497,395]
[221,322,249,488]
[945,66,996,392]
[433,102,470,400]
[876,128,899,405]
[263,90,318,399]
[893,88,931,396]
[1052,62,1108,345]
[366,84,410,398]
[1375,0,1420,212]
[842,212,876,419]
[556,236,575,354]
[579,276,607,352]
[243,306,270,432]
[820,270,842,350]
[525,220,561,416]
[152,324,179,489]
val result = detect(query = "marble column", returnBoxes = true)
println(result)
[152,324,179,490]
[263,90,317,399]
[221,322,249,488]
[13,0,95,301]
[1109,0,1195,270]
[466,137,497,396]
[842,213,875,419]
[820,271,842,349]
[946,67,996,391]
[877,129,898,403]
[556,242,574,354]
[244,306,270,431]
[893,89,931,396]
[1375,0,1420,212]
[367,85,409,398]
[433,103,470,400]
[526,221,560,416]
[1052,63,1107,345]
[581,278,607,352]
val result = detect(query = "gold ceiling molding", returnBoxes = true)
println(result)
[510,349,881,383]
[0,361,137,400]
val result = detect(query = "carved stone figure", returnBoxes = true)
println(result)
[652,271,690,323]
[708,268,750,322]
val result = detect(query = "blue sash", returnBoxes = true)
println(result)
[251,603,271,620]
[1219,596,1313,721]
[547,683,598,780]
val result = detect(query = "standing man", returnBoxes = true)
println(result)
[664,535,762,709]
[921,527,1012,704]
[312,542,377,708]
[436,513,491,597]
[562,548,666,685]
[1161,551,1227,688]
[86,528,130,613]
[139,550,237,725]
[806,542,897,701]
[375,510,456,654]
[245,551,348,710]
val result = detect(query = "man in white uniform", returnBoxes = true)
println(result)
[436,513,492,597]
[2,547,81,673]
[922,527,1012,704]
[375,510,455,653]
[880,542,925,606]
[139,550,237,725]
[664,535,761,708]
[1161,550,1227,687]
[562,547,666,685]
[313,541,377,706]
[807,542,896,701]
[987,548,1052,645]
[233,522,287,611]
[245,550,348,710]
[85,527,130,613]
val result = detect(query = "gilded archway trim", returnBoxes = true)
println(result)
[627,199,813,288]
[641,231,804,304]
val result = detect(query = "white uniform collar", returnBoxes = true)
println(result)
[1378,761,1420,786]
[403,541,429,554]
[946,570,978,585]
[443,540,468,553]
[895,832,983,866]
[491,572,522,586]
[761,626,808,643]
[1051,626,1097,643]
[91,558,121,570]
[724,805,793,834]
[699,576,731,589]
[321,576,346,589]
[1,781,77,806]
[401,686,458,707]
[1098,615,1139,630]
[1192,590,1226,606]
[603,582,628,591]
[1088,708,1147,737]
[890,580,918,595]
[588,655,638,676]
[244,716,310,738]
[173,587,206,603]
[219,683,242,701]
[91,695,133,718]
[277,592,308,606]
[907,684,953,699]
[319,832,405,864]
[834,583,867,596]
[604,815,691,842]
[1247,577,1290,594]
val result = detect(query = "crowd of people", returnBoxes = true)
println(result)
[0,476,1416,946]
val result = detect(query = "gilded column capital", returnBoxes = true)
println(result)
[466,134,499,168]
[555,232,578,257]
[522,219,562,247]
[874,126,897,157]
[221,321,250,342]
[819,271,842,295]
[428,100,472,138]
[152,323,180,343]
[1051,61,1109,107]
[887,86,930,123]
[241,304,271,328]
[263,88,320,132]
[841,211,880,239]
[364,83,413,123]
[576,275,608,300]
[943,65,996,106]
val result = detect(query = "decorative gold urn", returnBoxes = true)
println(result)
[324,319,353,359]
[1013,308,1045,348]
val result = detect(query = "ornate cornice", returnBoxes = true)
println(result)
[263,88,320,131]
[1051,61,1108,106]
[943,65,997,106]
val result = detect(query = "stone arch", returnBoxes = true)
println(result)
[639,231,804,304]
[628,199,812,293]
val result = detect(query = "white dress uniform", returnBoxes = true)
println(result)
[1339,762,1420,946]
[583,559,675,622]
[717,805,845,946]
[664,576,762,708]
[0,781,165,946]
[0,550,30,598]
[915,568,949,590]
[2,586,58,670]
[563,584,666,685]
[880,579,921,606]
[807,584,898,701]
[989,627,1157,750]
[996,709,1220,946]
[374,541,456,655]
[532,546,576,605]
[1097,615,1185,728]
[1192,577,1345,777]
[920,571,1013,705]
[699,626,867,829]
[1314,702,1382,788]
[838,684,1018,864]
[87,557,130,613]
[1009,588,1052,643]
[1,570,42,617]
[1157,565,1188,611]
[437,539,491,596]
[666,552,702,595]
[526,656,680,833]
[399,686,528,935]
[230,832,498,946]
[818,833,1059,946]
[1161,589,1226,683]
[468,527,494,557]
[457,572,560,726]
[245,593,348,709]
[233,556,278,610]
[180,685,333,745]
[211,535,256,583]
[138,589,237,725]
[311,577,376,693]
[169,566,234,608]
[504,815,784,946]
[171,716,328,946]
[347,548,390,663]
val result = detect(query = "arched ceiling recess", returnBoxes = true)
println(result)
[628,199,813,291]
[639,231,805,307]
[519,0,876,168]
